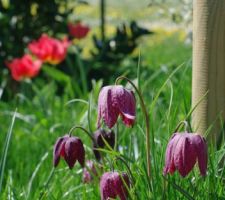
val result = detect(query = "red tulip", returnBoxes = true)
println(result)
[163,132,208,177]
[28,34,70,65]
[97,85,136,129]
[100,172,130,200]
[68,22,90,39]
[53,135,85,169]
[6,54,42,81]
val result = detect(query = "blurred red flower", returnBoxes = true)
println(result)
[28,34,70,65]
[68,22,90,39]
[6,54,42,81]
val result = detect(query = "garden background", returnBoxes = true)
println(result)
[0,0,224,199]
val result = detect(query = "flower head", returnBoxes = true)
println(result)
[68,22,90,39]
[92,129,115,160]
[163,132,208,177]
[28,34,70,64]
[53,135,85,169]
[6,54,42,81]
[100,171,130,200]
[83,160,100,183]
[97,85,136,129]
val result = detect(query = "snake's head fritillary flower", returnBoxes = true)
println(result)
[53,135,85,169]
[68,22,90,39]
[163,132,208,177]
[97,85,136,129]
[6,54,42,81]
[100,171,130,200]
[83,160,100,183]
[92,129,115,160]
[28,34,70,65]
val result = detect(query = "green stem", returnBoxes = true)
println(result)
[39,168,55,200]
[115,76,151,179]
[174,120,189,133]
[115,123,119,151]
[76,53,88,95]
[88,93,93,134]
[113,156,135,186]
[68,126,94,142]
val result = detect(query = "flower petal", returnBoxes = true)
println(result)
[64,137,85,169]
[163,133,180,175]
[193,134,208,176]
[174,134,197,177]
[53,135,68,167]
[113,86,136,127]
[100,172,117,200]
[97,86,119,128]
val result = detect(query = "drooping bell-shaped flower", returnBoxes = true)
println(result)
[163,132,208,177]
[92,129,115,160]
[53,135,85,169]
[100,172,130,200]
[97,85,136,129]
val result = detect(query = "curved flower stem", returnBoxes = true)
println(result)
[68,125,94,142]
[113,156,135,186]
[174,120,189,133]
[39,168,55,199]
[115,76,151,179]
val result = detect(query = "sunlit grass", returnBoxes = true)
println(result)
[0,30,225,200]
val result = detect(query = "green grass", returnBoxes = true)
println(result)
[0,31,225,200]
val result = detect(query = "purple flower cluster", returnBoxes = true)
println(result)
[52,83,208,200]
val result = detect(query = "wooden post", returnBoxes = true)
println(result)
[192,1,225,142]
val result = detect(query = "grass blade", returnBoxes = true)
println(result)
[0,108,17,193]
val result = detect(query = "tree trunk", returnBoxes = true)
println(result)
[192,0,225,143]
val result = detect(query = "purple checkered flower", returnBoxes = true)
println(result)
[163,132,208,177]
[53,135,85,169]
[100,171,130,200]
[97,85,136,129]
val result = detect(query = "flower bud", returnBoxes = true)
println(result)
[82,160,101,183]
[92,129,115,160]
[163,132,208,177]
[100,171,130,200]
[53,135,85,169]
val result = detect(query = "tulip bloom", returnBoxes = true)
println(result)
[53,135,85,169]
[6,54,42,81]
[97,85,136,128]
[163,132,208,177]
[68,22,90,39]
[100,172,130,200]
[92,129,115,160]
[28,34,70,64]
